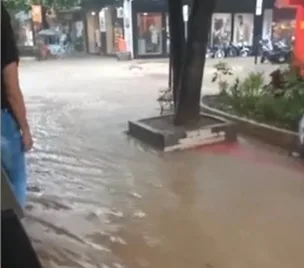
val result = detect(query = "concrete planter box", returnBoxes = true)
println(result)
[202,95,299,151]
[128,113,237,152]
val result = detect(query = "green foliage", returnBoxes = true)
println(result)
[211,62,234,101]
[3,0,31,12]
[4,0,80,12]
[212,63,304,131]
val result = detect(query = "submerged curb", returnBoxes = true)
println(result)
[201,95,298,151]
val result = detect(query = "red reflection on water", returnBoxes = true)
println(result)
[197,142,304,172]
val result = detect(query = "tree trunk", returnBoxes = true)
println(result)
[168,50,173,89]
[168,0,185,107]
[174,0,216,125]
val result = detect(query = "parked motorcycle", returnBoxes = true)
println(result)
[223,42,238,57]
[260,39,291,64]
[213,44,225,59]
[236,42,252,57]
[205,46,214,58]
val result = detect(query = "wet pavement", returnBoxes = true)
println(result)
[19,57,304,268]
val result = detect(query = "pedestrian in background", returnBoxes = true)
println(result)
[1,3,33,207]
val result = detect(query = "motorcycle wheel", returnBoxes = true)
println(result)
[240,50,249,57]
[214,50,225,59]
[228,50,236,57]
[277,55,286,63]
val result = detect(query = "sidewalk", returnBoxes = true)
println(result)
[20,56,36,63]
[133,57,281,76]
[131,57,283,95]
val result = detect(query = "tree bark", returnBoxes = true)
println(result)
[174,0,216,125]
[168,49,173,89]
[168,0,185,107]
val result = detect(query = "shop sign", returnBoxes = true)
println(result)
[32,5,42,24]
[183,5,189,22]
[255,0,263,16]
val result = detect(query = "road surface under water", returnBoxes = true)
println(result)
[19,58,304,268]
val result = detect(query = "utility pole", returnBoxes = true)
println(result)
[253,0,264,64]
[183,5,189,40]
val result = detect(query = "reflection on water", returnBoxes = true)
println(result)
[21,60,304,268]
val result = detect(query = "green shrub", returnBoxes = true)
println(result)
[212,63,304,131]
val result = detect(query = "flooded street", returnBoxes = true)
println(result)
[20,58,304,268]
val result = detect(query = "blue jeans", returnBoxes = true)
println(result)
[1,111,27,207]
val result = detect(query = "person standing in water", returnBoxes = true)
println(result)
[1,3,33,207]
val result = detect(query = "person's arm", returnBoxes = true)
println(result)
[3,63,30,133]
[2,4,30,133]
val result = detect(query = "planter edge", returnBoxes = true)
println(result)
[201,95,298,151]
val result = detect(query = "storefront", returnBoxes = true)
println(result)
[129,0,277,58]
[209,0,276,46]
[272,7,296,41]
[83,0,278,58]
[45,7,86,52]
[130,0,170,58]
[84,5,124,55]
[136,12,169,56]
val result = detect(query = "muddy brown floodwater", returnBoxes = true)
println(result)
[20,58,304,268]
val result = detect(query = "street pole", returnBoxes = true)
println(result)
[183,5,189,40]
[253,0,264,64]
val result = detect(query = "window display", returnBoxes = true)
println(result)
[233,13,254,45]
[74,21,84,51]
[137,13,163,55]
[272,8,296,41]
[211,13,232,45]
[272,19,296,40]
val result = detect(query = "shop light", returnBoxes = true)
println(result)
[91,11,96,16]
[143,13,148,16]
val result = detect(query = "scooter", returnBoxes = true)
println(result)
[205,46,214,58]
[237,42,252,57]
[260,39,291,64]
[213,44,225,59]
[223,42,238,57]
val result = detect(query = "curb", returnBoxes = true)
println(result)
[201,95,298,151]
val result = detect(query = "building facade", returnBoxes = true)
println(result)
[82,0,125,55]
[83,0,296,59]
[126,0,279,58]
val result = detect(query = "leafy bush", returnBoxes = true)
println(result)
[212,63,304,131]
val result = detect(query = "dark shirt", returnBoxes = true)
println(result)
[1,3,19,111]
